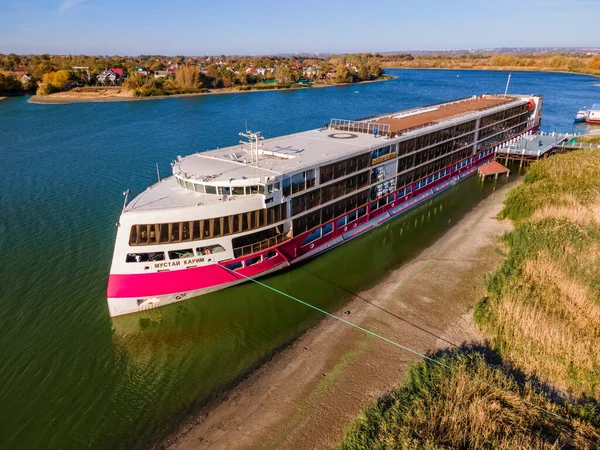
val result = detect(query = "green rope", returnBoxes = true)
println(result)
[223,266,563,420]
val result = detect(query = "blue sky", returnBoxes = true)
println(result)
[1,0,599,55]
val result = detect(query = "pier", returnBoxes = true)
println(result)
[494,131,600,166]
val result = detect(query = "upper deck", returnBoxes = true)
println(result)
[371,96,512,133]
[125,94,531,214]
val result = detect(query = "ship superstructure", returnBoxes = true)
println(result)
[107,94,543,316]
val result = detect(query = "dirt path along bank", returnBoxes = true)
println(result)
[166,182,516,450]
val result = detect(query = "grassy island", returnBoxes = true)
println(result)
[341,150,600,449]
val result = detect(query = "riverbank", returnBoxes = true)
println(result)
[164,180,516,450]
[28,76,396,105]
[341,150,600,448]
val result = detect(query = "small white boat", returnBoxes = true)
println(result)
[575,108,588,123]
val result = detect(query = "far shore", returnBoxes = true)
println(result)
[0,97,6,101]
[383,65,600,79]
[27,76,396,105]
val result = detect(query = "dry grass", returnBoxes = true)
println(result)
[477,150,600,402]
[340,351,600,450]
[525,151,600,184]
[530,199,600,224]
[491,252,600,399]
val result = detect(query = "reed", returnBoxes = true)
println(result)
[340,351,600,449]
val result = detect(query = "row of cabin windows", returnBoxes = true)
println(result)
[398,134,475,174]
[300,187,411,247]
[125,245,226,263]
[478,113,528,141]
[477,122,528,151]
[291,171,370,216]
[411,120,476,153]
[282,169,316,196]
[479,104,528,128]
[292,189,370,236]
[396,147,473,189]
[477,147,496,160]
[129,203,287,246]
[414,168,453,190]
[396,120,477,157]
[453,157,475,172]
[224,250,278,271]
[319,153,371,184]
[294,149,483,244]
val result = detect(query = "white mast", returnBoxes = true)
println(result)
[239,130,264,166]
[504,73,512,96]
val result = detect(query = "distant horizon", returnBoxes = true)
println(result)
[2,0,600,55]
[2,47,600,58]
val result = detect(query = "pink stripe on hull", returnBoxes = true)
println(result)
[107,253,288,299]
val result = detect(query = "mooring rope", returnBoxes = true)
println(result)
[222,266,564,420]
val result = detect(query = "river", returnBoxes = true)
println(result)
[0,69,597,449]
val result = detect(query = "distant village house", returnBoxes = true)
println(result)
[13,66,28,77]
[20,74,33,89]
[97,68,124,84]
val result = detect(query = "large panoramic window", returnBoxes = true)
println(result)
[129,203,287,246]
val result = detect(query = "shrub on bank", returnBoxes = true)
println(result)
[340,350,600,449]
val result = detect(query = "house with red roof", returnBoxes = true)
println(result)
[97,69,120,84]
[13,66,28,77]
[109,68,125,78]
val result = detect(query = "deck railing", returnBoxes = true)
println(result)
[233,233,288,258]
[329,119,391,136]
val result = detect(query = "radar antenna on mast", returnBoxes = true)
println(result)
[239,129,264,166]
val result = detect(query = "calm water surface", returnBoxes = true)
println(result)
[0,69,598,449]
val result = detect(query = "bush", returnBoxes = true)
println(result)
[341,350,600,449]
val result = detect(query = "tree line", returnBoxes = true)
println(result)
[379,52,600,75]
[0,53,385,96]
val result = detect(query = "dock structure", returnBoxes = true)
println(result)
[478,161,510,181]
[493,132,599,166]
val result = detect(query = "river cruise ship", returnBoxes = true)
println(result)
[107,94,543,316]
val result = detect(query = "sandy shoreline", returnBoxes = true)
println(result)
[163,181,516,450]
[27,77,395,105]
